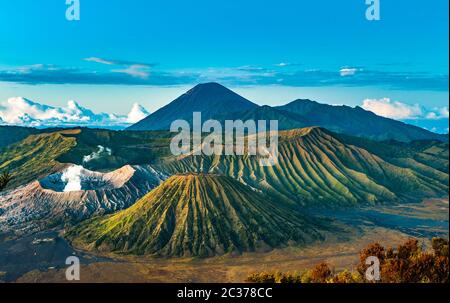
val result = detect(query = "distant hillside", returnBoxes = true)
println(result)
[0,130,78,188]
[68,174,325,257]
[56,128,174,170]
[159,127,448,207]
[128,83,258,131]
[214,105,308,130]
[335,133,449,175]
[0,126,41,148]
[277,99,447,142]
[0,128,173,189]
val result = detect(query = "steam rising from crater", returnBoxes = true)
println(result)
[58,146,113,192]
[83,145,112,164]
[61,165,83,192]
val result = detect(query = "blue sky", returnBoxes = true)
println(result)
[0,0,448,131]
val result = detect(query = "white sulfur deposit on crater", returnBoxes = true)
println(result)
[40,165,133,192]
[0,164,167,235]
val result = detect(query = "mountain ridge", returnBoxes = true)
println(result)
[277,99,446,142]
[126,83,446,142]
[127,82,258,131]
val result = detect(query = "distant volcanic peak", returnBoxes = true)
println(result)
[70,173,322,257]
[182,82,257,106]
[186,82,236,96]
[126,82,258,131]
[281,98,321,111]
[188,82,223,91]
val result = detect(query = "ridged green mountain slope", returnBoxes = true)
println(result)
[0,130,77,188]
[0,128,174,189]
[2,127,447,207]
[159,128,448,207]
[335,133,449,175]
[68,174,325,257]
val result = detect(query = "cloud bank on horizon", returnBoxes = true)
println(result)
[362,98,449,120]
[0,61,447,92]
[0,97,149,129]
[362,98,449,134]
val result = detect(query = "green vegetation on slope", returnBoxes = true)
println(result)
[0,128,174,189]
[68,174,326,257]
[1,126,447,208]
[57,128,173,170]
[159,127,448,207]
[336,133,449,175]
[0,171,12,192]
[0,126,41,148]
[0,130,77,189]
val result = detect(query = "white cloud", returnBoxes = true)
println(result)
[84,57,115,65]
[434,107,449,119]
[362,97,449,120]
[112,64,150,79]
[5,64,60,75]
[85,57,153,79]
[339,67,358,76]
[0,97,150,129]
[127,103,149,123]
[276,63,289,67]
[274,62,301,67]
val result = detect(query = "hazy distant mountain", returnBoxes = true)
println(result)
[127,82,258,131]
[277,99,447,142]
[68,174,325,257]
[127,83,446,142]
[214,105,308,130]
